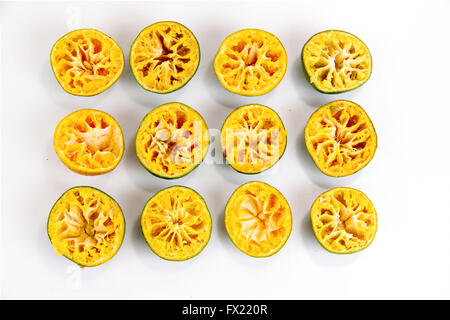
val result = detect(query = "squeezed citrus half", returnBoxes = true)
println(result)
[48,186,125,267]
[302,30,372,93]
[54,108,124,175]
[221,104,287,174]
[50,29,124,96]
[304,100,377,177]
[214,29,287,96]
[141,186,212,261]
[130,21,200,93]
[311,187,377,254]
[225,181,292,257]
[135,102,209,179]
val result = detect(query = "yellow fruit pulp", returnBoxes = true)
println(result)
[50,29,124,96]
[214,29,287,96]
[130,21,200,93]
[48,187,125,267]
[225,181,292,257]
[54,109,124,175]
[221,104,287,173]
[311,187,377,253]
[304,100,377,177]
[141,186,211,260]
[135,103,209,178]
[302,30,372,93]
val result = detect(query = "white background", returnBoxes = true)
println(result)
[1,0,450,299]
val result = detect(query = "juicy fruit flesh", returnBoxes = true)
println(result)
[141,187,211,260]
[48,187,125,266]
[305,100,376,176]
[54,109,124,174]
[311,188,376,253]
[303,31,371,92]
[51,29,124,95]
[136,103,209,178]
[214,29,287,95]
[225,182,291,257]
[130,22,200,93]
[221,105,287,173]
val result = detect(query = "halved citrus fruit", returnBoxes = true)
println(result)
[47,186,125,267]
[130,21,200,93]
[304,100,377,177]
[141,186,212,261]
[221,104,287,174]
[214,29,287,96]
[225,181,292,257]
[135,102,209,179]
[310,187,377,254]
[302,30,372,93]
[54,108,124,175]
[50,29,124,96]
